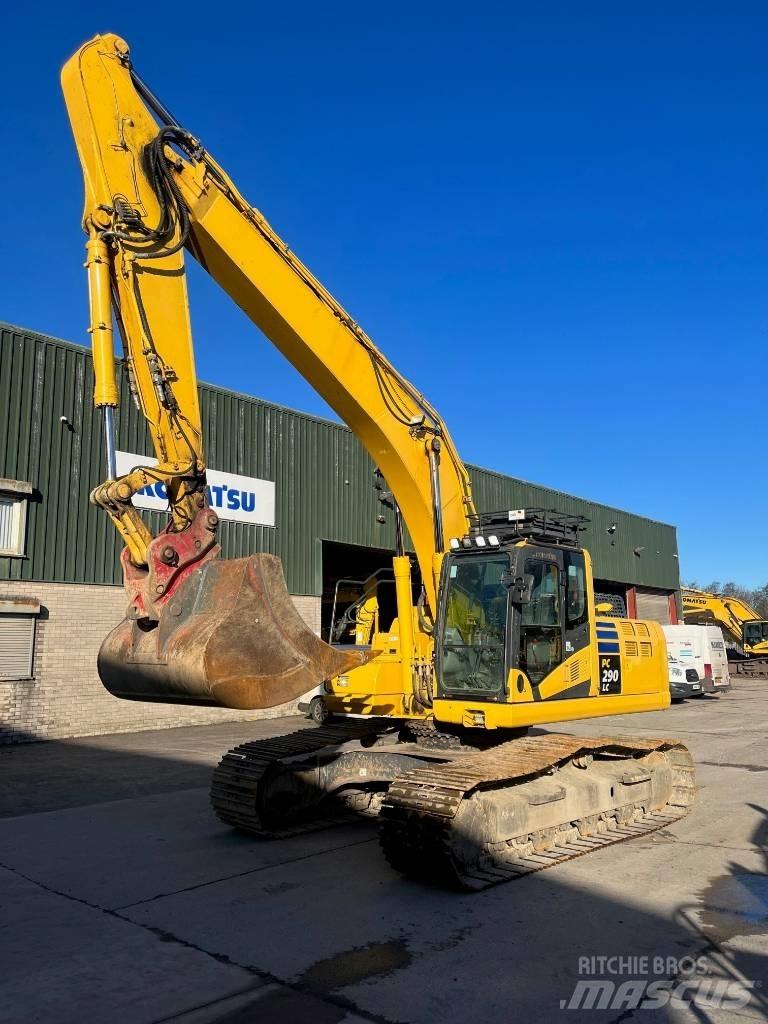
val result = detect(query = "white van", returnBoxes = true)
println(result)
[662,624,732,694]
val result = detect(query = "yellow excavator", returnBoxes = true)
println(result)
[61,33,694,889]
[682,587,768,673]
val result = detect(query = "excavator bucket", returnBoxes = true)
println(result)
[98,554,376,709]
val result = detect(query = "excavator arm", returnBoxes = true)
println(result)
[62,33,474,708]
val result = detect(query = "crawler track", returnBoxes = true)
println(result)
[210,720,386,836]
[730,658,768,678]
[212,725,694,891]
[379,733,695,890]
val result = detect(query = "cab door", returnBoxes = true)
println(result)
[510,547,591,699]
[514,549,564,686]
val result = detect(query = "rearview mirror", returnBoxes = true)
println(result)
[596,601,613,614]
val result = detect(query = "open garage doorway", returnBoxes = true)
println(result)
[321,540,421,643]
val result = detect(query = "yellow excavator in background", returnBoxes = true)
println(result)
[682,587,768,673]
[61,33,694,889]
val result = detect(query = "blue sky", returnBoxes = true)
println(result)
[2,3,766,585]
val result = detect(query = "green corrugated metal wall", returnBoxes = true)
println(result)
[468,467,679,590]
[0,323,680,594]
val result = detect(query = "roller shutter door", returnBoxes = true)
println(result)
[636,589,671,624]
[0,615,35,678]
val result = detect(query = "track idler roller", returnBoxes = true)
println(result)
[98,554,375,708]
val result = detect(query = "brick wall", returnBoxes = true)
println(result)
[290,594,322,636]
[0,581,321,744]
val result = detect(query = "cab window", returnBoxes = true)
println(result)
[440,555,508,694]
[744,622,768,644]
[565,552,587,628]
[522,561,560,627]
[520,559,562,684]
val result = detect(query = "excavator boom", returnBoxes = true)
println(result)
[62,34,473,708]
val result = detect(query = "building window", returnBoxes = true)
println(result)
[0,479,32,557]
[0,597,40,680]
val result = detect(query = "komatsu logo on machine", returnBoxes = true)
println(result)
[115,451,276,527]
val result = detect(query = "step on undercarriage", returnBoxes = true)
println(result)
[211,724,694,890]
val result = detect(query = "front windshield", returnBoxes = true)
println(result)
[744,621,768,645]
[440,554,508,694]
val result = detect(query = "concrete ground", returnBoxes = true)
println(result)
[1,682,766,1024]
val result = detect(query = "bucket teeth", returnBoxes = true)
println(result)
[98,553,376,708]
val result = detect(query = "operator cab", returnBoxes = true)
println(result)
[437,509,591,701]
[743,620,768,649]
